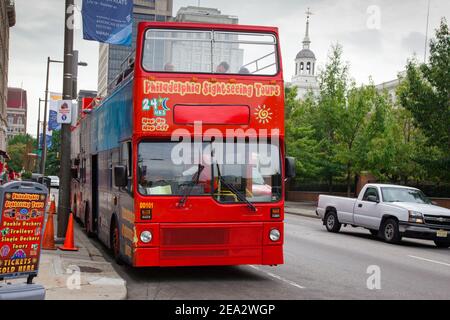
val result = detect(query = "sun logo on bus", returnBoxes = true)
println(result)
[255,105,273,124]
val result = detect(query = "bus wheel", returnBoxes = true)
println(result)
[111,219,123,265]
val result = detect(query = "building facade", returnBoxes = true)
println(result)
[375,71,406,105]
[0,0,16,155]
[97,0,173,97]
[291,10,319,98]
[173,6,240,73]
[6,87,27,139]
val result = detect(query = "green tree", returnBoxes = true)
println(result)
[398,19,450,180]
[7,143,27,172]
[6,134,37,172]
[286,87,322,180]
[314,45,349,191]
[46,130,61,176]
[334,83,390,196]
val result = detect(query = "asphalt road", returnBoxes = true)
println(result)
[90,213,450,300]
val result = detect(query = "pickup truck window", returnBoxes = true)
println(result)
[381,187,431,204]
[362,187,379,201]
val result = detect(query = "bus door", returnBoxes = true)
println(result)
[91,154,99,232]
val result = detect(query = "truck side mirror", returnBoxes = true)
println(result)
[114,165,128,188]
[285,157,296,179]
[367,195,379,203]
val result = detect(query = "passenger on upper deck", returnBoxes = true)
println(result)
[216,61,230,73]
[164,62,175,72]
[238,67,250,74]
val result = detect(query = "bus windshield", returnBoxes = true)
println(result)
[137,141,282,203]
[142,29,278,76]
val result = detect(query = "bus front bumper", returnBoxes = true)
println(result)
[132,222,284,267]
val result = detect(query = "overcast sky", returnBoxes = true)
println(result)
[7,0,449,137]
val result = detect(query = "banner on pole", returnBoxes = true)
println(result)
[82,0,133,47]
[56,100,73,124]
[48,92,62,132]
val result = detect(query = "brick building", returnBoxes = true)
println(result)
[7,87,27,139]
[0,0,16,157]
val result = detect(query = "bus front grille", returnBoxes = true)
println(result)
[161,227,229,246]
[160,224,263,247]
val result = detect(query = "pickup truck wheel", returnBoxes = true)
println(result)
[325,212,341,233]
[434,240,450,248]
[382,219,401,244]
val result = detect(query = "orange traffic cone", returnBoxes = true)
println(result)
[48,196,56,215]
[42,213,57,250]
[58,211,78,251]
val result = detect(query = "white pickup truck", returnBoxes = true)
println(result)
[316,184,450,248]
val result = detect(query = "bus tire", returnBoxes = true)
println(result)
[110,217,123,265]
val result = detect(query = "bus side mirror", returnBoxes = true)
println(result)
[114,166,128,188]
[285,157,296,179]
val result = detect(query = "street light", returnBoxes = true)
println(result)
[40,56,87,176]
[40,57,63,176]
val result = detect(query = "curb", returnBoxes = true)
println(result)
[285,210,321,220]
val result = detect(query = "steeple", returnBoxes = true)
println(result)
[303,8,313,49]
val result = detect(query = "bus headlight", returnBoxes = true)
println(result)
[140,231,153,243]
[269,229,281,242]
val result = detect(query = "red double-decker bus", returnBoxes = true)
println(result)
[71,22,295,267]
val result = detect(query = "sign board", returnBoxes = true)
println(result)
[57,100,72,124]
[0,182,48,280]
[82,0,133,47]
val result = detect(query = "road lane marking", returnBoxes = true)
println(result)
[408,255,450,267]
[248,265,305,289]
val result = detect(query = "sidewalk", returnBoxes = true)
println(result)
[285,201,320,219]
[9,218,127,300]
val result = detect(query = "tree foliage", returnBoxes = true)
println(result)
[397,18,450,181]
[46,130,61,176]
[6,134,36,172]
[286,33,449,193]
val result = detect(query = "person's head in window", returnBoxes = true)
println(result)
[238,67,250,74]
[216,61,230,73]
[164,62,175,72]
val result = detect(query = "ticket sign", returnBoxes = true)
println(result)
[0,182,48,280]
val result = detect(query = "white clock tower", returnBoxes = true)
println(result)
[291,8,319,98]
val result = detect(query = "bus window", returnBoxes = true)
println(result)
[213,32,278,76]
[142,29,279,76]
[120,142,133,193]
[137,142,212,196]
[143,29,213,73]
[212,142,282,203]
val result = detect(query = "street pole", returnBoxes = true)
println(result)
[36,98,43,172]
[57,0,74,238]
[36,99,42,152]
[40,58,50,175]
[40,58,63,176]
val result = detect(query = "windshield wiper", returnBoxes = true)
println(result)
[177,164,205,208]
[215,164,257,212]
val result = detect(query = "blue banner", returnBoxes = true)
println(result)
[82,0,133,47]
[48,109,61,132]
[39,134,52,150]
